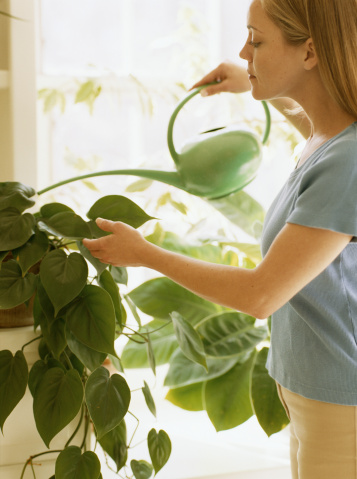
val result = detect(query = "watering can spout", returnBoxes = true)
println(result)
[37,169,188,196]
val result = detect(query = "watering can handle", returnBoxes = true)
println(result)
[167,82,271,166]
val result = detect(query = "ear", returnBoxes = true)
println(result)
[303,38,318,70]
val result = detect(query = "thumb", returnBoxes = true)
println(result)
[96,217,115,232]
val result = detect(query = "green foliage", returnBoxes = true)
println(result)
[147,429,172,475]
[55,446,101,479]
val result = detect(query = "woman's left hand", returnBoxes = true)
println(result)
[82,218,148,267]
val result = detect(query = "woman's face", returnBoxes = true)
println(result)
[240,0,308,101]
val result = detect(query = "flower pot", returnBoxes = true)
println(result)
[0,325,90,479]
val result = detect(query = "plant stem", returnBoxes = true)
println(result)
[20,450,62,479]
[62,350,74,370]
[65,404,84,448]
[127,411,140,449]
[80,407,90,450]
[21,335,43,352]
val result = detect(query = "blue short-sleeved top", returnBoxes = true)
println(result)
[261,122,357,405]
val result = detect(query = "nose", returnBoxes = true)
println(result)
[239,42,250,61]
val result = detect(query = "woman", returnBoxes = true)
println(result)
[83,1,357,477]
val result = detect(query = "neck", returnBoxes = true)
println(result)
[290,73,356,140]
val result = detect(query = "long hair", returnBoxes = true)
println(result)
[261,0,357,118]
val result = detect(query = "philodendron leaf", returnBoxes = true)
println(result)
[0,350,28,431]
[33,367,83,447]
[98,270,122,324]
[87,195,154,228]
[66,285,116,356]
[147,429,171,475]
[38,211,92,239]
[98,420,127,472]
[166,382,204,412]
[40,202,74,217]
[164,349,240,389]
[85,367,131,439]
[142,381,156,418]
[171,312,207,370]
[146,334,156,376]
[196,311,268,358]
[28,359,50,397]
[204,352,256,432]
[0,260,37,309]
[55,446,101,479]
[14,229,49,274]
[0,181,36,213]
[0,208,35,250]
[40,249,88,315]
[110,266,128,285]
[66,326,107,372]
[77,240,108,276]
[251,347,289,436]
[131,460,153,479]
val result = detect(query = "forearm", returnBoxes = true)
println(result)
[269,98,311,139]
[142,241,265,318]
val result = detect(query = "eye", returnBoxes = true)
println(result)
[248,41,261,48]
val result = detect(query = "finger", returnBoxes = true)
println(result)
[95,217,116,233]
[189,69,222,91]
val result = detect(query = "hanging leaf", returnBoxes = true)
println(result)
[38,211,92,239]
[204,352,256,432]
[98,270,123,325]
[66,285,117,356]
[0,182,35,213]
[77,241,108,276]
[124,294,142,327]
[129,277,223,324]
[251,347,289,436]
[171,312,207,370]
[196,311,268,358]
[28,359,50,397]
[14,229,49,274]
[0,350,28,431]
[131,460,153,479]
[40,250,88,315]
[66,327,107,372]
[0,260,37,309]
[0,208,35,250]
[75,80,95,103]
[125,178,153,192]
[121,319,177,369]
[147,429,171,475]
[98,420,127,472]
[55,446,101,479]
[85,367,131,439]
[110,266,128,285]
[33,368,83,447]
[166,382,204,412]
[142,381,156,417]
[164,349,240,389]
[146,334,156,376]
[40,202,74,218]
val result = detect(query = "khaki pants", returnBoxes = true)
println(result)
[276,383,357,479]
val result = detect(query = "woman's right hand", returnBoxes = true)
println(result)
[190,61,251,96]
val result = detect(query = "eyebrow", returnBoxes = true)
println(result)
[247,24,264,33]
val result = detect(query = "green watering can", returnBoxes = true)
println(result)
[38,84,271,198]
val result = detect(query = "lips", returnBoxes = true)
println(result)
[247,71,256,80]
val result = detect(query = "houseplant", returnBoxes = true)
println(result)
[0,181,172,479]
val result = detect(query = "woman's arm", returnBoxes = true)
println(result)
[83,219,351,319]
[191,61,311,140]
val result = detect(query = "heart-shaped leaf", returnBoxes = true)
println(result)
[55,446,101,479]
[40,250,88,315]
[110,266,128,285]
[0,260,37,309]
[98,270,123,324]
[33,368,83,447]
[0,181,35,213]
[14,229,49,274]
[77,241,108,276]
[66,326,107,372]
[66,285,116,356]
[40,202,74,217]
[87,195,154,228]
[85,367,131,439]
[204,352,256,431]
[0,350,28,431]
[251,347,289,436]
[171,312,207,370]
[147,429,171,475]
[39,211,91,239]
[131,460,153,479]
[0,208,35,250]
[165,382,204,412]
[34,295,66,359]
[98,420,127,472]
[28,359,50,397]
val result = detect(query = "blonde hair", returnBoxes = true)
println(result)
[261,0,357,119]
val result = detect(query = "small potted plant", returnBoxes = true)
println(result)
[0,181,171,479]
